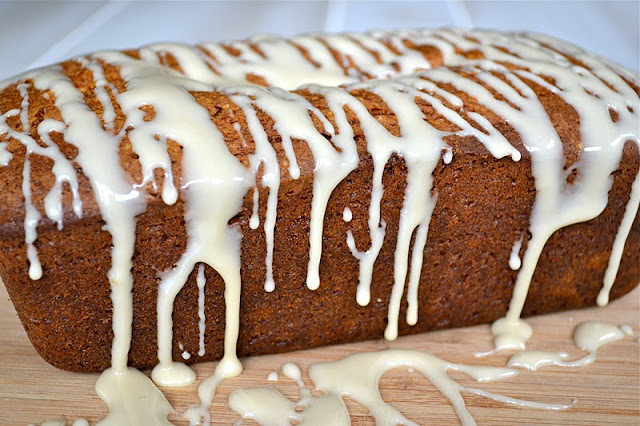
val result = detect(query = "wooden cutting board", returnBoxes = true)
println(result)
[0,280,638,426]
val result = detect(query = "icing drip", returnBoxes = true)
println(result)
[509,235,524,271]
[361,81,445,338]
[2,69,160,425]
[230,92,284,293]
[0,140,11,165]
[230,362,350,426]
[619,324,634,337]
[17,84,42,280]
[231,84,347,294]
[230,387,298,426]
[281,362,313,407]
[599,172,640,306]
[76,57,118,132]
[81,50,251,387]
[251,87,351,293]
[230,349,575,426]
[342,206,352,222]
[422,51,638,348]
[183,372,224,426]
[24,69,148,419]
[309,349,517,426]
[573,320,628,352]
[302,84,383,304]
[249,186,260,230]
[431,33,640,350]
[341,73,519,334]
[95,367,173,426]
[508,321,629,371]
[21,145,42,280]
[0,83,82,279]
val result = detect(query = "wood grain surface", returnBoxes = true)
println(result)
[0,281,638,426]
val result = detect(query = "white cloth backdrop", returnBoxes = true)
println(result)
[0,0,638,81]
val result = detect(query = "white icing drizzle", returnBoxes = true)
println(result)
[346,73,518,334]
[282,362,311,404]
[0,141,11,165]
[183,372,224,426]
[180,341,192,360]
[231,361,347,425]
[423,62,566,345]
[509,350,578,371]
[232,84,345,294]
[196,264,206,357]
[249,186,260,230]
[303,84,379,304]
[619,324,634,336]
[573,320,628,352]
[95,367,174,426]
[19,68,149,425]
[508,321,629,371]
[230,387,297,426]
[267,371,278,381]
[76,57,118,132]
[1,28,638,424]
[258,88,348,293]
[509,235,524,271]
[598,171,640,306]
[443,33,640,351]
[133,130,179,206]
[229,93,282,293]
[194,31,432,90]
[21,144,43,280]
[310,349,514,426]
[230,349,574,426]
[1,83,82,280]
[342,206,352,222]
[31,78,150,424]
[463,387,575,412]
[361,80,445,338]
[83,50,251,388]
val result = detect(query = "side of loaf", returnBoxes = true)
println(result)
[0,29,638,373]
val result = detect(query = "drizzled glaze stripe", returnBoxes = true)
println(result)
[0,28,638,422]
[229,322,633,426]
[230,349,579,426]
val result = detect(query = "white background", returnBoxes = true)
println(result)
[0,0,638,81]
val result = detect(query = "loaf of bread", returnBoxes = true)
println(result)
[0,29,638,376]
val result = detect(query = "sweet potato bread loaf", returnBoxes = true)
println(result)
[0,29,638,382]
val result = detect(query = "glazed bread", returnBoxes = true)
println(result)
[0,29,638,373]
